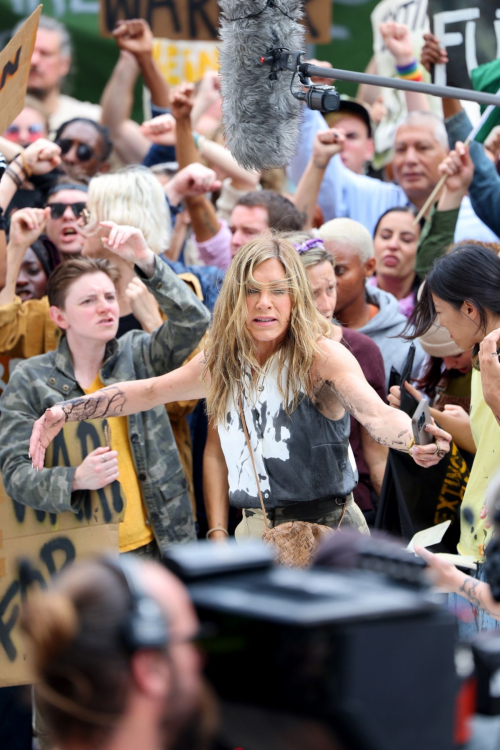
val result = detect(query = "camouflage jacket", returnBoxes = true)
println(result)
[0,256,210,553]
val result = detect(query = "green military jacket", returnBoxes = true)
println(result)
[0,256,210,553]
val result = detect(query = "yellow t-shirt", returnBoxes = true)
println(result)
[458,369,500,561]
[84,375,154,552]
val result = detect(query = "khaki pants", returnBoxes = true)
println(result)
[234,493,370,540]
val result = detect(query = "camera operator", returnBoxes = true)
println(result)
[20,554,215,750]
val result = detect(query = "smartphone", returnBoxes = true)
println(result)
[411,399,433,446]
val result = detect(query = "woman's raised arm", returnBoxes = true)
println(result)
[30,352,207,470]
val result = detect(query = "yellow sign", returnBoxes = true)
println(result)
[0,6,41,136]
[152,39,218,86]
[0,419,125,687]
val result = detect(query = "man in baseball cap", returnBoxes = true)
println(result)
[325,97,375,176]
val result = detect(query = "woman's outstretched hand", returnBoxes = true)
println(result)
[29,405,66,471]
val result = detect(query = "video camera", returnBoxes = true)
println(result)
[164,539,459,750]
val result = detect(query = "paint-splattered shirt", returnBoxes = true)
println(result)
[219,358,357,509]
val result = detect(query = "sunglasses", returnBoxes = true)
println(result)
[49,202,87,220]
[55,139,96,162]
[6,123,44,137]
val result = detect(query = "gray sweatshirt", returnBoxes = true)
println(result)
[358,284,424,390]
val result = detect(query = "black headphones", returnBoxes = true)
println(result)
[103,555,170,654]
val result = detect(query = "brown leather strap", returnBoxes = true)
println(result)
[238,392,269,529]
[337,502,347,530]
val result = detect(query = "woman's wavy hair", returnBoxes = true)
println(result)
[84,166,170,254]
[203,234,332,426]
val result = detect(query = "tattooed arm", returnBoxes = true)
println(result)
[30,353,208,470]
[417,546,500,619]
[316,338,452,467]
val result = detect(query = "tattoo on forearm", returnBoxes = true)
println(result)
[60,385,126,422]
[458,577,497,617]
[201,209,219,235]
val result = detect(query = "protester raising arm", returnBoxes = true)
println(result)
[100,50,150,165]
[169,84,233,268]
[101,19,170,165]
[416,142,474,277]
[420,33,500,238]
[0,139,61,214]
[142,111,260,191]
[0,208,47,305]
[190,70,222,132]
[292,129,345,230]
[379,22,430,113]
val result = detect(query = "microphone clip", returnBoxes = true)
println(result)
[259,47,340,113]
[259,48,302,81]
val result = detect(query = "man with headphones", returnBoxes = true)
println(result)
[21,554,211,750]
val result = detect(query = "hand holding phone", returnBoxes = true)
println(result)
[411,399,434,446]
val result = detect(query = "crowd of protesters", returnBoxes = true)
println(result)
[1,10,500,749]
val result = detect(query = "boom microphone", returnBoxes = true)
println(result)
[218,0,305,171]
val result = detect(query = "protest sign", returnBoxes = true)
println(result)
[99,0,332,44]
[428,0,499,89]
[0,419,125,687]
[152,38,218,86]
[0,5,41,135]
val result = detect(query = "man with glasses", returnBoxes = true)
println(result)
[12,15,101,134]
[44,181,88,257]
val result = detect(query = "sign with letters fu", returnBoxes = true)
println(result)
[0,419,125,687]
[99,0,332,44]
[428,0,499,89]
[0,5,41,136]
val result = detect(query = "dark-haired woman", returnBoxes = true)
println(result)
[409,242,500,633]
[389,320,475,456]
[370,207,421,318]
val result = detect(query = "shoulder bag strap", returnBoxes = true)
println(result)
[238,392,269,530]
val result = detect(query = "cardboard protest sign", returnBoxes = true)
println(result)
[152,38,219,86]
[428,0,499,89]
[0,419,126,687]
[0,5,41,136]
[99,0,332,44]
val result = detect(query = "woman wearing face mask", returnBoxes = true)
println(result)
[370,207,421,319]
[408,243,500,570]
[295,236,388,525]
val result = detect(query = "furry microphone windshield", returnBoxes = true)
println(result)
[218,0,305,171]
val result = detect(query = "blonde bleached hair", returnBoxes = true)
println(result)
[318,218,374,264]
[84,166,170,254]
[203,234,333,426]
